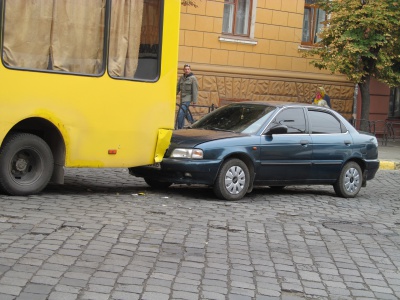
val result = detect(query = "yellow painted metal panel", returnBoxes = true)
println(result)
[154,128,173,163]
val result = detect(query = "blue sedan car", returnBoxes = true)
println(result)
[129,102,379,200]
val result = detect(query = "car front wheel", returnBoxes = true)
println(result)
[213,158,250,200]
[333,161,362,198]
[144,178,172,189]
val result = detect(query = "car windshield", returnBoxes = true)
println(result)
[191,104,277,134]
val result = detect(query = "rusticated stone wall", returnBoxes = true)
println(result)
[185,73,355,121]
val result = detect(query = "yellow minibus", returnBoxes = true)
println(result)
[0,0,180,195]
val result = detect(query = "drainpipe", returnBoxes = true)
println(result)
[353,83,359,121]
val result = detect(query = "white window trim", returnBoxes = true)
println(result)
[249,0,257,39]
[298,45,315,51]
[219,36,257,45]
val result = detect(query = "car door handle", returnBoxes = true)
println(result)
[300,140,310,146]
[344,140,352,145]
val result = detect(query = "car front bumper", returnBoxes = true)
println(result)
[129,158,222,185]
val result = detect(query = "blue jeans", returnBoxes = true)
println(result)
[177,101,194,129]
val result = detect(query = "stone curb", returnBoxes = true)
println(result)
[380,160,400,170]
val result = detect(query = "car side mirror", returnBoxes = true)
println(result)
[265,124,288,136]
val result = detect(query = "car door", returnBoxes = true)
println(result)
[307,108,353,181]
[257,107,313,183]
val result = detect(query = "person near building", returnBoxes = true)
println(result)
[176,64,198,129]
[312,86,331,108]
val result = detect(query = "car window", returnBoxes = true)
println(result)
[192,104,276,133]
[308,110,343,134]
[269,108,306,134]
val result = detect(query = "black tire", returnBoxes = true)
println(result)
[0,133,54,196]
[213,158,250,200]
[144,178,172,189]
[333,161,362,198]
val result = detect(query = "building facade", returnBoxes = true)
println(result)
[177,0,356,121]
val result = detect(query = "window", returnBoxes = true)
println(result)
[222,0,252,37]
[308,110,343,134]
[301,0,326,46]
[3,0,106,75]
[2,0,161,80]
[271,108,306,134]
[389,88,400,118]
[192,103,275,133]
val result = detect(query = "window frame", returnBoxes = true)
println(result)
[222,0,253,38]
[307,109,346,134]
[301,0,327,47]
[270,108,307,134]
[1,0,163,82]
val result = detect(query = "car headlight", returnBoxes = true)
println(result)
[170,148,203,159]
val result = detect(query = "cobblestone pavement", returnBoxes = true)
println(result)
[0,168,399,300]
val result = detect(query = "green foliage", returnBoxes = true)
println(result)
[181,0,199,7]
[304,0,400,87]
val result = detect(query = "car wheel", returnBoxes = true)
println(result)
[213,158,250,200]
[333,161,362,198]
[144,178,172,189]
[0,133,54,196]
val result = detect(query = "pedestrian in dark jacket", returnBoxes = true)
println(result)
[176,64,198,129]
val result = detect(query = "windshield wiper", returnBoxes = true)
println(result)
[196,125,235,132]
[211,127,235,132]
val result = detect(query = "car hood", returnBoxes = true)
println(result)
[357,130,375,137]
[170,129,245,148]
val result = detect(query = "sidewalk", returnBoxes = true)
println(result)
[378,139,400,170]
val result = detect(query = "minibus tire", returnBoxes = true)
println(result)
[0,133,54,196]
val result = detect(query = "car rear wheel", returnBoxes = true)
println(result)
[213,158,250,200]
[144,178,172,189]
[0,133,54,196]
[333,161,362,198]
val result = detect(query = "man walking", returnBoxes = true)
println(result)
[176,64,198,129]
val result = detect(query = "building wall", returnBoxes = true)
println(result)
[355,78,390,136]
[177,0,355,120]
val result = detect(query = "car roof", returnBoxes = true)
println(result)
[227,101,322,109]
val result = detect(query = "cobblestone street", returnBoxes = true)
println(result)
[0,168,399,300]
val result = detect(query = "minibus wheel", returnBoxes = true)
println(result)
[0,133,54,196]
